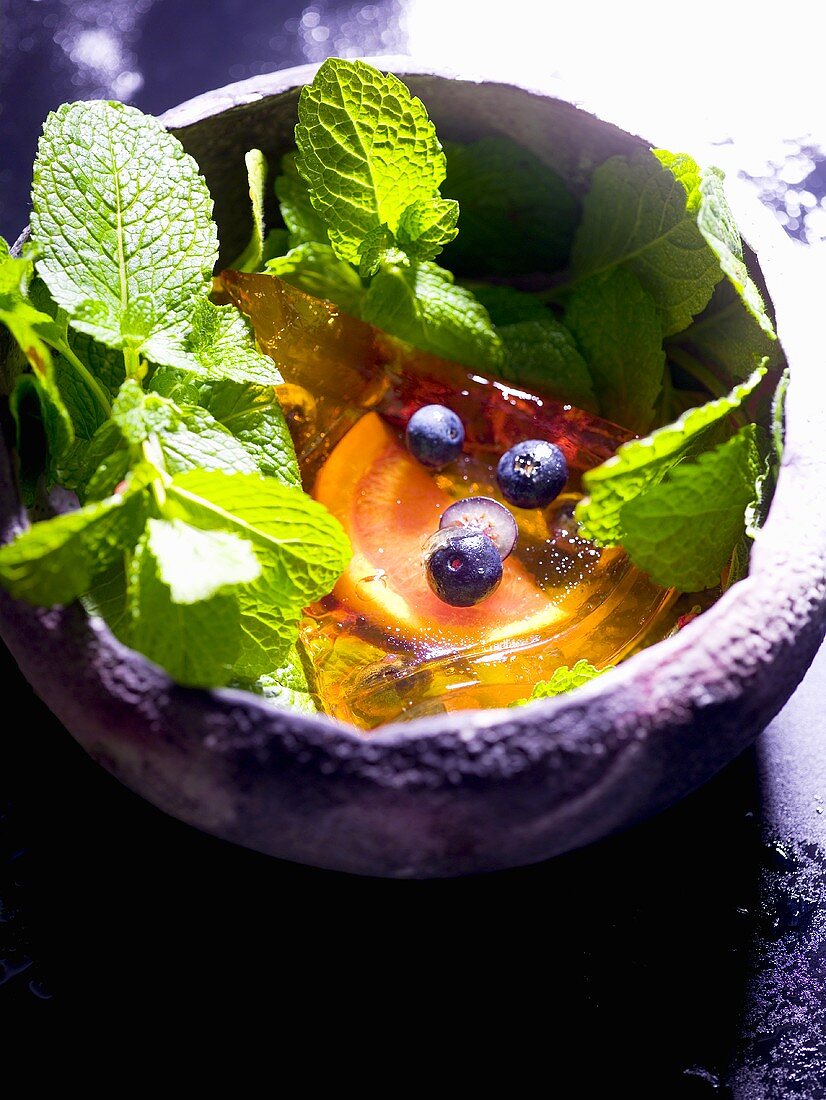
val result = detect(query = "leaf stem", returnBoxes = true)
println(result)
[123,347,141,380]
[668,347,747,428]
[53,338,113,419]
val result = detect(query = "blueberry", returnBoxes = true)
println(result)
[424,528,502,607]
[496,439,568,509]
[405,404,465,468]
[439,496,518,560]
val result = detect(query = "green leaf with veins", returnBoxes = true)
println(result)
[164,469,351,615]
[162,406,260,476]
[362,257,502,371]
[58,419,124,497]
[295,57,447,265]
[576,367,765,544]
[395,196,459,262]
[243,645,317,714]
[497,318,597,412]
[266,243,364,315]
[275,152,331,247]
[692,157,775,336]
[572,150,727,336]
[81,557,129,636]
[357,225,396,279]
[230,149,268,273]
[621,425,760,590]
[198,380,301,488]
[111,379,259,476]
[173,299,283,385]
[232,599,298,680]
[442,137,579,275]
[465,283,551,326]
[141,517,260,602]
[666,279,781,382]
[565,268,664,432]
[31,101,217,365]
[127,518,259,688]
[0,486,147,605]
[512,660,609,705]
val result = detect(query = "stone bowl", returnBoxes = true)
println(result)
[1,60,824,878]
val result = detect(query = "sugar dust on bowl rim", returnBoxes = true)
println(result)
[0,58,823,878]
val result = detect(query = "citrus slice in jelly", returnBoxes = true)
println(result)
[313,412,564,648]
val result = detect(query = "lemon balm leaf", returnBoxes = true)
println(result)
[295,57,448,265]
[159,298,282,386]
[138,518,260,603]
[31,101,217,359]
[667,280,782,382]
[621,426,760,590]
[565,267,665,432]
[576,368,765,544]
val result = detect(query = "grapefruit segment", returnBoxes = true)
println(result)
[313,412,564,648]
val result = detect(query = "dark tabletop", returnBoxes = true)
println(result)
[1,3,825,1092]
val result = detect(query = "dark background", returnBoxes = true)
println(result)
[2,3,825,1092]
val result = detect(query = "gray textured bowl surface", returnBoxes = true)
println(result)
[1,61,824,878]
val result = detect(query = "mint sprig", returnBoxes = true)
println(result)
[295,57,456,266]
[621,425,760,590]
[512,660,609,706]
[576,368,765,546]
[32,101,217,378]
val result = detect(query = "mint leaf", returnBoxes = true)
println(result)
[174,299,282,385]
[689,155,775,337]
[621,425,760,590]
[565,268,664,432]
[233,600,297,680]
[140,517,260,602]
[0,487,146,605]
[266,243,364,314]
[666,280,781,382]
[295,57,447,265]
[396,197,459,261]
[244,645,317,714]
[512,660,608,705]
[32,101,217,361]
[230,149,268,273]
[357,225,396,279]
[275,152,330,247]
[127,519,254,688]
[362,257,502,371]
[165,469,351,614]
[576,368,765,544]
[465,284,551,326]
[572,150,726,336]
[198,380,301,488]
[497,318,597,412]
[111,379,259,476]
[162,406,260,476]
[442,136,579,275]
